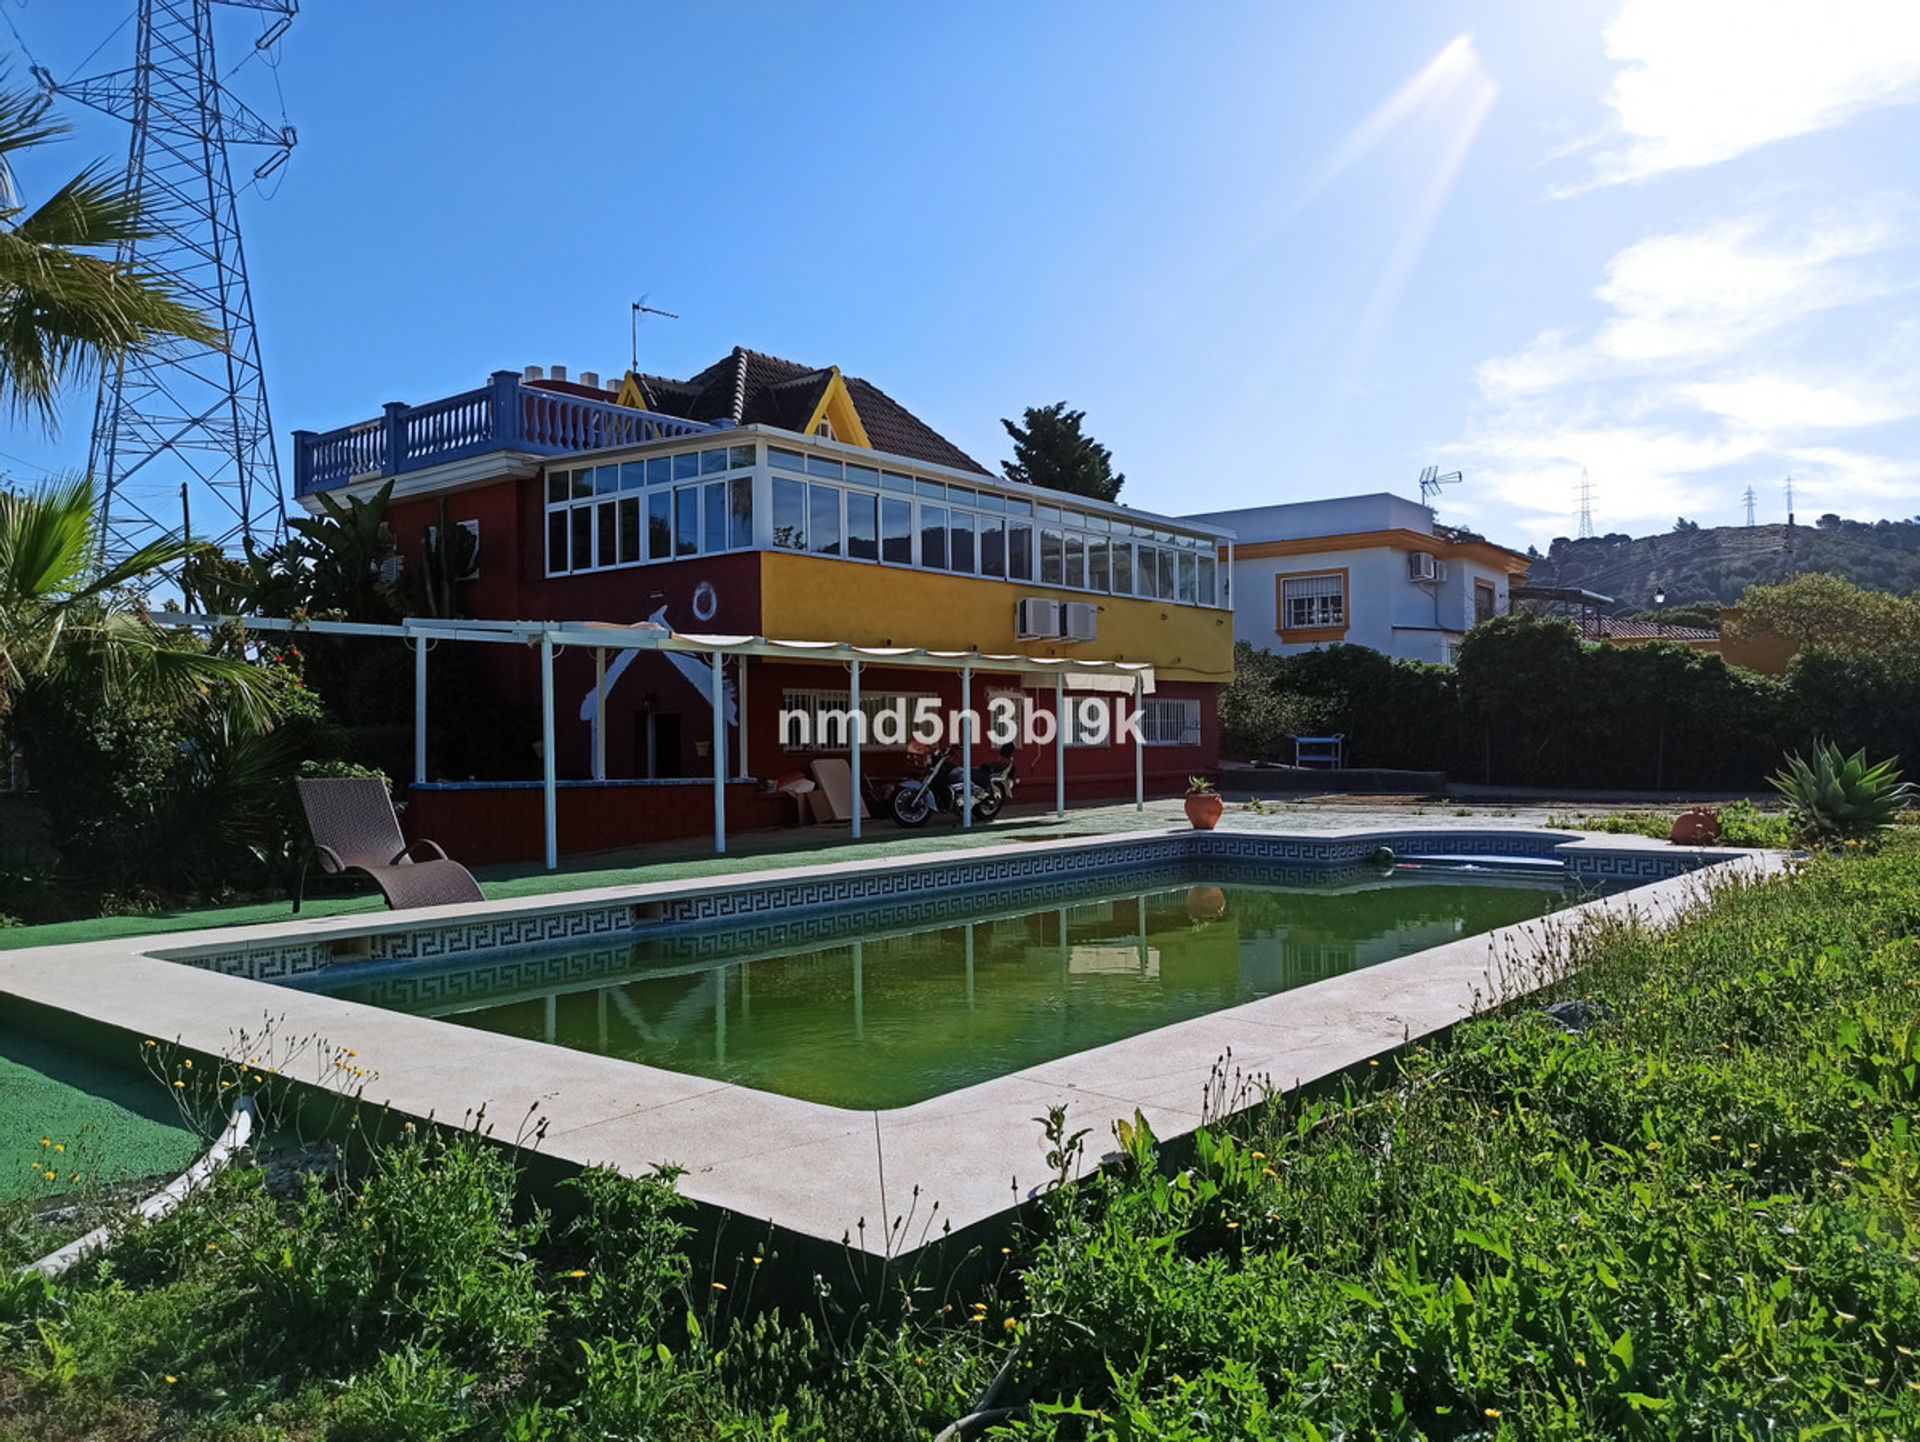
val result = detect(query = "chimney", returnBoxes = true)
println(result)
[606,378,620,394]
[550,364,568,382]
[580,370,600,389]
[523,365,544,381]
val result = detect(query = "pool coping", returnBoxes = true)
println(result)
[0,825,1776,1257]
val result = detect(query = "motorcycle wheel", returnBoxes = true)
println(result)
[890,786,934,828]
[973,791,1005,821]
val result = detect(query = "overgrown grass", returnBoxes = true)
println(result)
[3,840,1918,1438]
[1548,797,1795,848]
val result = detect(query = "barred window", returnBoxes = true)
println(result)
[1281,573,1345,630]
[1141,698,1201,747]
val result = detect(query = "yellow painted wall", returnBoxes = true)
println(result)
[757,551,1235,683]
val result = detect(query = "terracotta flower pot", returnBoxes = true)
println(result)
[1184,791,1224,830]
[1669,807,1721,845]
[1185,885,1228,921]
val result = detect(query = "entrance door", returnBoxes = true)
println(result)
[639,712,683,778]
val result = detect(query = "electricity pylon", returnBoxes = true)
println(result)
[35,0,297,564]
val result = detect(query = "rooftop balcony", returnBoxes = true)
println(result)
[292,370,722,498]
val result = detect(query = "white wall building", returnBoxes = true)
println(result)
[1185,493,1531,664]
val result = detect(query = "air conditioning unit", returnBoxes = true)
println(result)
[1015,597,1062,640]
[1062,602,1099,642]
[1407,552,1440,583]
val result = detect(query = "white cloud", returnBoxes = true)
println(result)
[1577,0,1920,188]
[1453,206,1920,542]
[1594,208,1912,362]
[1682,375,1919,430]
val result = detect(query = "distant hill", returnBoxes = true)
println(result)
[1522,516,1920,612]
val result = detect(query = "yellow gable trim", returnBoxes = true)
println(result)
[614,370,652,410]
[799,367,872,449]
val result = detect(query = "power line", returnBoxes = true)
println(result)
[1742,485,1757,527]
[1575,467,1596,539]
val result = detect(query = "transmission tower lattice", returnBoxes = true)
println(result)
[1743,485,1757,527]
[1575,467,1596,539]
[34,0,297,564]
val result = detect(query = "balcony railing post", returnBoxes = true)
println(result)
[489,370,523,449]
[291,429,314,497]
[381,401,408,477]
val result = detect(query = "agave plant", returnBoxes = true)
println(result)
[1770,741,1915,848]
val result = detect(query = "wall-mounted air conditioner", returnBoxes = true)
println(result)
[1015,597,1062,640]
[1407,552,1440,583]
[1062,602,1099,642]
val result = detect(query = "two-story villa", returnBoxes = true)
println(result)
[1182,493,1529,664]
[292,349,1236,859]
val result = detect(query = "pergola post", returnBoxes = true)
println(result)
[1133,672,1145,812]
[710,651,727,855]
[413,637,427,786]
[849,659,862,840]
[734,656,749,780]
[592,647,607,781]
[961,662,973,829]
[540,632,557,871]
[1054,672,1066,819]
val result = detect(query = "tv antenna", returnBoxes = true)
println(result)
[630,296,679,373]
[1416,464,1462,514]
[1575,468,1596,538]
[1742,484,1757,527]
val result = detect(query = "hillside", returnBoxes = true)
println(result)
[1523,516,1920,611]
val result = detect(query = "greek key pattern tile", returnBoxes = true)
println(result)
[169,830,1620,986]
[1565,850,1716,882]
[655,837,1195,927]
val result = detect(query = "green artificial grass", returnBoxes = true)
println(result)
[0,803,1178,952]
[0,1029,200,1206]
[4,837,1918,1439]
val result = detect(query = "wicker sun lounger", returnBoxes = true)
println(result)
[292,777,484,913]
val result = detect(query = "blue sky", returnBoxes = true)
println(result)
[4,1,1918,546]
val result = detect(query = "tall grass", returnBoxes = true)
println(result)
[2,841,1918,1438]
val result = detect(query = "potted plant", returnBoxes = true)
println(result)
[1184,776,1224,830]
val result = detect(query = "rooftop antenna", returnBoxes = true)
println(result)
[1743,484,1757,527]
[1575,467,1596,539]
[630,296,680,373]
[1416,464,1462,515]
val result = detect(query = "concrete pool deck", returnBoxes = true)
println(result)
[0,821,1778,1256]
[0,795,1726,952]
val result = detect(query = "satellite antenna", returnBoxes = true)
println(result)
[630,295,680,373]
[1416,464,1462,513]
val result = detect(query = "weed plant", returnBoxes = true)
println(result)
[3,840,1919,1437]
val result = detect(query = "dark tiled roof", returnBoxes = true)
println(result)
[1584,617,1719,642]
[630,347,988,475]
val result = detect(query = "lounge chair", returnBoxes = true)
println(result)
[807,758,869,823]
[292,777,484,913]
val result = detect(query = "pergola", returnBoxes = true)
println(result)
[151,612,1158,868]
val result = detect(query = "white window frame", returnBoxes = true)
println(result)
[780,687,942,752]
[1281,572,1346,630]
[1140,697,1201,747]
[543,444,756,578]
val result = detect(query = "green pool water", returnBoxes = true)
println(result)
[320,870,1595,1109]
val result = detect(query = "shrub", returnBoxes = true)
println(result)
[250,1127,545,1368]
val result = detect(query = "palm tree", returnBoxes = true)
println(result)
[0,78,222,423]
[0,473,274,733]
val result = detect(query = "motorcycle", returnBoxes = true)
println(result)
[889,741,1017,827]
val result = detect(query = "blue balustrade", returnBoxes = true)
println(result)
[292,370,721,497]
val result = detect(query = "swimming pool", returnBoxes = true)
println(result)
[311,869,1596,1108]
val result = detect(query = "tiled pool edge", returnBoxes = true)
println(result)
[0,827,1773,1258]
[144,826,1744,985]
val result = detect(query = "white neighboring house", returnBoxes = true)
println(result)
[1184,493,1531,665]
